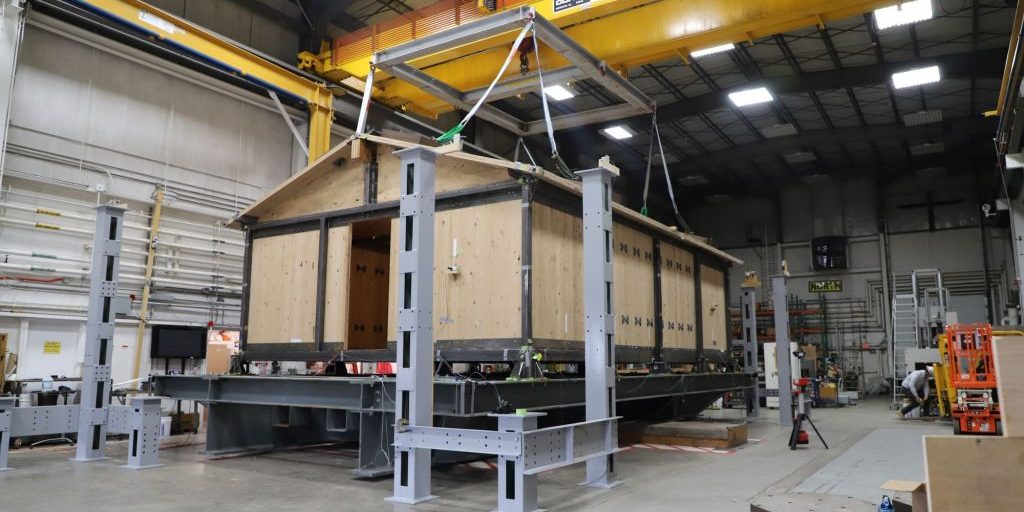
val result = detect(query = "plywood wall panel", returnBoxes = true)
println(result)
[613,224,655,347]
[376,152,512,203]
[259,160,364,221]
[531,205,584,342]
[248,230,319,343]
[925,436,1024,512]
[660,244,696,350]
[322,226,351,344]
[700,266,727,352]
[387,200,522,341]
[347,245,389,348]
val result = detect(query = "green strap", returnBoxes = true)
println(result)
[435,124,464,144]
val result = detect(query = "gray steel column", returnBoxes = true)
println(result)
[495,412,544,512]
[576,164,620,488]
[123,397,162,469]
[74,204,126,462]
[772,276,793,426]
[740,287,760,418]
[1011,206,1024,311]
[0,396,13,470]
[390,146,437,504]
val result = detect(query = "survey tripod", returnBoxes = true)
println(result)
[789,377,829,450]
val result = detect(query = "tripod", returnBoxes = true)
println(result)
[789,378,828,450]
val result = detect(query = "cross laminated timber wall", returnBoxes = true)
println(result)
[239,138,736,363]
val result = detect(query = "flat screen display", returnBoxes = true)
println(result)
[151,325,207,359]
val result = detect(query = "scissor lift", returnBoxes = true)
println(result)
[945,324,1001,435]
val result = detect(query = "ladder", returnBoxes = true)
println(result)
[891,293,919,401]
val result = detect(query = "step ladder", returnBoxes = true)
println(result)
[892,293,919,402]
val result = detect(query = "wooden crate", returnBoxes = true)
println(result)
[234,136,740,363]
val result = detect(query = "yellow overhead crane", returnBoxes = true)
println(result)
[299,0,899,118]
[72,0,334,164]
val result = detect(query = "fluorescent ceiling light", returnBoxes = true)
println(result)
[783,151,817,164]
[802,174,831,184]
[874,0,933,30]
[691,43,735,58]
[909,142,945,156]
[728,87,773,107]
[602,125,634,140]
[761,123,798,138]
[678,175,709,186]
[903,109,943,126]
[543,84,574,101]
[892,65,940,89]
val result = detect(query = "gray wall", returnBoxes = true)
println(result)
[147,0,304,63]
[688,173,1009,382]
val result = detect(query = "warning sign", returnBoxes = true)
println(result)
[43,340,61,354]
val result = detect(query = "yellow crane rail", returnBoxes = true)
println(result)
[74,0,333,163]
[300,0,898,117]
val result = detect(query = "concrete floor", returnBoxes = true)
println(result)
[0,398,947,512]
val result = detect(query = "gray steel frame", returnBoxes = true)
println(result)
[151,371,751,478]
[391,146,437,504]
[739,287,760,418]
[772,276,793,426]
[0,205,162,471]
[577,165,620,488]
[356,6,654,137]
[75,204,125,462]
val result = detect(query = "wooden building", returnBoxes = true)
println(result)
[232,136,741,366]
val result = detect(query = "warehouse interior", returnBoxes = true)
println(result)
[1,0,1023,510]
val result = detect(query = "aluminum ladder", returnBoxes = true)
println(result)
[891,293,919,402]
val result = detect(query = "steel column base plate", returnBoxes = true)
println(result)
[579,480,623,490]
[69,456,108,463]
[493,508,545,512]
[385,495,438,505]
[120,463,164,470]
[351,467,393,479]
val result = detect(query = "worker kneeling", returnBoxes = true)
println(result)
[898,366,934,418]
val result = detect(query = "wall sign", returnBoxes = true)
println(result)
[554,0,590,12]
[808,280,843,293]
[43,340,61,354]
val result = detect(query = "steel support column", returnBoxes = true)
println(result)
[74,204,126,462]
[390,146,438,504]
[740,287,760,418]
[122,397,162,469]
[0,397,13,470]
[1011,205,1024,310]
[495,412,544,512]
[577,163,620,488]
[771,276,793,427]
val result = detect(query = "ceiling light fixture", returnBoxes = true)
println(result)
[543,84,574,101]
[728,87,773,107]
[691,43,736,58]
[874,0,933,30]
[602,125,634,140]
[892,65,940,89]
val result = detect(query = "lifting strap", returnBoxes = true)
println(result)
[436,20,535,144]
[645,112,691,231]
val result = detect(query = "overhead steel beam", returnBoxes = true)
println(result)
[463,66,584,103]
[374,6,533,68]
[678,116,996,172]
[386,63,526,134]
[316,0,901,114]
[532,14,654,113]
[561,48,1005,141]
[524,104,639,134]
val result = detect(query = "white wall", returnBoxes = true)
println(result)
[1,11,302,388]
